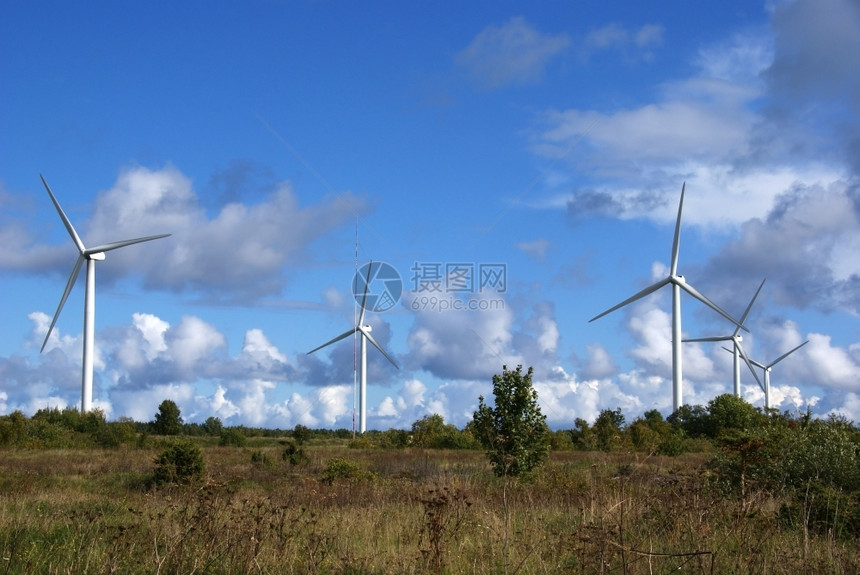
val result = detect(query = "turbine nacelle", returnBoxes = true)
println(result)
[88,252,106,261]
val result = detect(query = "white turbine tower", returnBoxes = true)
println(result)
[307,261,398,433]
[39,175,170,412]
[684,278,766,397]
[729,340,809,410]
[589,183,747,412]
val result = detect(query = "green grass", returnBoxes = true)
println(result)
[0,444,857,574]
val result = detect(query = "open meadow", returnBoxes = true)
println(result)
[1,438,857,575]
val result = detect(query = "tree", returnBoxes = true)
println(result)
[705,394,763,437]
[292,424,313,445]
[593,407,625,451]
[410,414,475,449]
[202,416,223,436]
[472,365,549,477]
[152,400,183,435]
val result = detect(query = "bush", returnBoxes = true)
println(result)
[219,428,247,447]
[250,450,271,467]
[322,457,368,484]
[152,440,205,486]
[282,441,310,466]
[93,421,137,448]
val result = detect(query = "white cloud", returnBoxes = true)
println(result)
[583,23,664,61]
[516,238,550,262]
[456,17,570,90]
[24,165,369,304]
[406,295,518,380]
[166,316,227,374]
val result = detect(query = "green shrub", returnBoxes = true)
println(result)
[219,428,247,447]
[250,450,271,467]
[282,441,309,466]
[93,421,137,448]
[322,457,367,483]
[152,440,205,486]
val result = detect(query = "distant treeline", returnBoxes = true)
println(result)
[1,395,857,455]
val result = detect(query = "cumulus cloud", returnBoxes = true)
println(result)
[405,294,518,380]
[10,165,369,304]
[703,180,860,315]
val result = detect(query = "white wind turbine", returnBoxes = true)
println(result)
[39,175,170,412]
[684,278,766,397]
[307,261,398,433]
[589,183,747,412]
[727,340,809,410]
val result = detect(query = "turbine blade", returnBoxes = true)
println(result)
[768,340,809,368]
[669,182,685,277]
[589,277,671,323]
[734,278,766,336]
[41,254,85,352]
[307,328,357,355]
[360,327,399,369]
[679,281,749,332]
[682,335,732,343]
[41,174,86,253]
[358,260,373,327]
[86,233,171,255]
[736,342,763,392]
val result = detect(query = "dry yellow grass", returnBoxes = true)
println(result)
[0,444,857,574]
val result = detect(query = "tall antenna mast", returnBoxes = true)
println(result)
[352,219,358,439]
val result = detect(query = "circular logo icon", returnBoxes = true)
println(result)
[352,261,402,313]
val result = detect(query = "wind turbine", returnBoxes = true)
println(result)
[727,340,809,410]
[684,278,766,397]
[39,175,170,412]
[307,261,399,433]
[589,183,747,412]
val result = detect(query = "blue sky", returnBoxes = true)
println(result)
[2,0,858,429]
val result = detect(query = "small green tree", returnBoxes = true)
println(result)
[593,407,625,451]
[569,418,595,450]
[292,424,313,445]
[151,400,183,435]
[472,365,549,477]
[705,394,763,437]
[219,427,247,447]
[202,416,223,436]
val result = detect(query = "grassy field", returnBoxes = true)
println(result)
[0,439,857,574]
